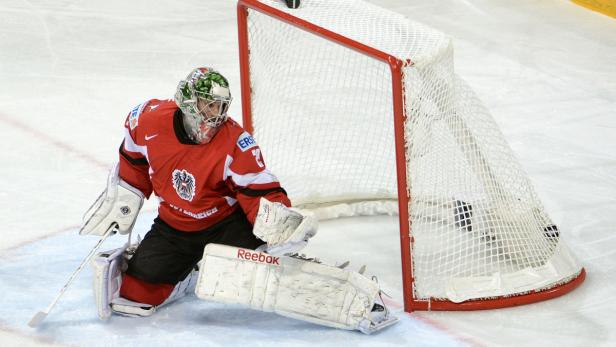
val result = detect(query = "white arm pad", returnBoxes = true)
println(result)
[252,198,317,254]
[80,163,144,236]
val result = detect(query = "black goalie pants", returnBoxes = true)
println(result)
[126,208,265,285]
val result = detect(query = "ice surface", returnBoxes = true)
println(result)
[1,212,467,347]
[1,0,615,346]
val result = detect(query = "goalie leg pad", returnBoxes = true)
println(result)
[91,244,130,320]
[195,244,395,332]
[92,244,198,319]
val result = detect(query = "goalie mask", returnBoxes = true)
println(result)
[175,67,232,144]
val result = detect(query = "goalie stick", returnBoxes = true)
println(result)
[28,224,117,328]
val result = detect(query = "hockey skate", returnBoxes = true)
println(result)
[357,291,399,334]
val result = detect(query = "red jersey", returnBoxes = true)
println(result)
[118,99,290,232]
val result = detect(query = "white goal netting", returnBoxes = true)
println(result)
[242,0,583,304]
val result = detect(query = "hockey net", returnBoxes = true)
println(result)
[237,0,585,311]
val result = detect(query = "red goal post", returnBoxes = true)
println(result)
[237,0,585,312]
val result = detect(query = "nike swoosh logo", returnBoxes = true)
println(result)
[149,105,159,111]
[145,134,158,140]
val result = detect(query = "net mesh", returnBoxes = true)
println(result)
[243,0,582,302]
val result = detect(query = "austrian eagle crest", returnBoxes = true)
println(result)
[172,169,196,202]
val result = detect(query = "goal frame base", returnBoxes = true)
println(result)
[409,268,586,311]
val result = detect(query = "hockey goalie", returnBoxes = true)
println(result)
[79,67,397,334]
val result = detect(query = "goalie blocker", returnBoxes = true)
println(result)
[195,244,398,334]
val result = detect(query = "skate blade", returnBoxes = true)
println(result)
[358,315,399,334]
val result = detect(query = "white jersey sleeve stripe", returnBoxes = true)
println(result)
[224,155,280,187]
[123,128,149,161]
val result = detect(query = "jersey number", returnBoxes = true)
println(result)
[252,149,264,168]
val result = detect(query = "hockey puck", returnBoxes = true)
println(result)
[285,0,300,9]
